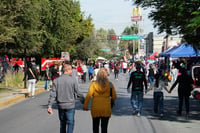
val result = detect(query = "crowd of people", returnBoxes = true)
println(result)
[1,56,199,133]
[45,58,199,133]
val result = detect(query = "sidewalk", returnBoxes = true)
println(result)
[0,86,45,109]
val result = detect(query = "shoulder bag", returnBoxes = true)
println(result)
[110,82,115,108]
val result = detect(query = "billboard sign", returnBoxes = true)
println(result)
[131,8,142,21]
[61,52,70,61]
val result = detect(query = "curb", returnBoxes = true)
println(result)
[0,88,45,108]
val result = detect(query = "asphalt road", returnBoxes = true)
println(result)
[0,72,200,133]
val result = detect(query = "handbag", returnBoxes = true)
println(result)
[109,82,115,108]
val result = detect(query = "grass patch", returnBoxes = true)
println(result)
[0,71,24,89]
[0,88,9,93]
[0,71,45,95]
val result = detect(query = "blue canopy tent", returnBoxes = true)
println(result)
[160,44,200,57]
[159,45,179,57]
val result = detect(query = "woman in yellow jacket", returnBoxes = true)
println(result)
[83,68,117,133]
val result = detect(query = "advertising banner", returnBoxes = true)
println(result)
[131,8,142,21]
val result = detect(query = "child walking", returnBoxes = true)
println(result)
[149,73,168,117]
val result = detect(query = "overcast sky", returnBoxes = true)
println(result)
[79,0,158,35]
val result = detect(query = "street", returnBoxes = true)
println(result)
[0,73,200,133]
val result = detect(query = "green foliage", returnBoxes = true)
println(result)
[1,71,24,89]
[188,11,200,31]
[119,24,139,55]
[133,0,200,46]
[0,0,94,58]
[107,29,117,49]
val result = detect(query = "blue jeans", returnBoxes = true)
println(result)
[148,76,154,85]
[58,108,75,133]
[131,91,143,113]
[44,80,50,90]
[153,92,163,114]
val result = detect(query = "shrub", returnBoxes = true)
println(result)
[1,71,24,89]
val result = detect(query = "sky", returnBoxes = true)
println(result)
[79,0,158,36]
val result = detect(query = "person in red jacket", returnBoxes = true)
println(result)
[77,63,83,82]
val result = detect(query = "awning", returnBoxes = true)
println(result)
[147,52,159,59]
[159,45,179,57]
[159,44,200,57]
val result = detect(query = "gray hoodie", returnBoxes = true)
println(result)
[48,74,84,109]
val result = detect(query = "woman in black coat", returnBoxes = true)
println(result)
[169,68,194,117]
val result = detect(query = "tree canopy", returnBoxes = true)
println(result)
[133,0,200,47]
[0,0,94,58]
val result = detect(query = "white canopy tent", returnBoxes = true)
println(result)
[96,56,107,61]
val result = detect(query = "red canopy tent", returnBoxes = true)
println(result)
[146,52,159,60]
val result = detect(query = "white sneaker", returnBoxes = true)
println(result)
[137,112,141,117]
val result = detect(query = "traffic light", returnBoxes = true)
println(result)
[109,36,117,39]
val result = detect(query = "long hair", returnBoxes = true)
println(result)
[154,73,160,88]
[96,68,108,87]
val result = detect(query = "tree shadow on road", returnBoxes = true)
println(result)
[107,90,200,123]
[143,96,200,123]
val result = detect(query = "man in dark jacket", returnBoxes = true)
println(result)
[47,64,84,133]
[127,63,147,116]
[169,68,194,118]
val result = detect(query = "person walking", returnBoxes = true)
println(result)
[170,65,178,84]
[24,62,38,98]
[147,64,155,86]
[114,63,119,80]
[51,65,59,80]
[127,63,147,116]
[77,63,83,83]
[13,63,20,72]
[81,62,87,83]
[47,64,85,133]
[44,65,51,91]
[148,73,168,117]
[122,61,127,74]
[83,68,117,133]
[88,64,94,81]
[169,68,194,118]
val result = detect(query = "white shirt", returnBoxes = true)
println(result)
[149,80,168,92]
[81,65,87,73]
[123,62,127,69]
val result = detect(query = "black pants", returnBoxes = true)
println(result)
[93,117,109,133]
[82,72,86,82]
[114,71,119,79]
[89,73,93,80]
[178,95,189,114]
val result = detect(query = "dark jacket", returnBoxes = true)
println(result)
[25,67,38,80]
[170,73,194,96]
[127,70,147,92]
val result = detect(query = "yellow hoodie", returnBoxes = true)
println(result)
[83,81,117,118]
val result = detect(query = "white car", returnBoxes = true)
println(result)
[191,65,200,99]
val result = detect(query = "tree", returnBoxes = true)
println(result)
[0,0,94,58]
[119,24,139,55]
[107,29,117,49]
[133,0,200,47]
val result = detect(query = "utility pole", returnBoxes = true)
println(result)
[165,33,169,50]
[24,48,27,89]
